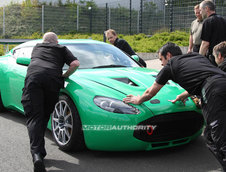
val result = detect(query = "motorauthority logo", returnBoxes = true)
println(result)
[83,125,157,135]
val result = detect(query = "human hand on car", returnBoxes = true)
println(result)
[123,95,141,105]
[169,91,190,106]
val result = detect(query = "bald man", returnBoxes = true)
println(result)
[21,32,79,172]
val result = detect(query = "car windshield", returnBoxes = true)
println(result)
[64,43,140,69]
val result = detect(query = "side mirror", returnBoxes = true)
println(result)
[131,55,139,62]
[16,57,31,66]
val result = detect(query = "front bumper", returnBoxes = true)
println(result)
[134,111,204,142]
[84,111,204,151]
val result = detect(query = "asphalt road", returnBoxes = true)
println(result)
[0,111,222,172]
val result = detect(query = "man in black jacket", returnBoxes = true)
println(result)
[199,0,226,66]
[105,29,147,67]
[21,32,79,172]
[123,42,226,171]
[213,41,226,72]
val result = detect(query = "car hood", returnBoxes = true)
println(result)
[69,67,197,115]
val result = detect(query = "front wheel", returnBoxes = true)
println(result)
[51,95,85,151]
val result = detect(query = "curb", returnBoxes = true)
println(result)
[137,46,188,61]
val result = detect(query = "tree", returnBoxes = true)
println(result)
[22,0,40,7]
[143,0,157,12]
[57,0,63,6]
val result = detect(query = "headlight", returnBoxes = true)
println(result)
[93,96,140,114]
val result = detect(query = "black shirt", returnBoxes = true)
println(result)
[114,38,136,56]
[219,59,226,72]
[27,43,77,77]
[156,53,226,96]
[201,13,226,57]
[114,38,147,67]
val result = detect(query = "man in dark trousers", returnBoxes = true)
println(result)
[213,41,226,72]
[105,29,147,67]
[199,0,226,66]
[123,42,226,171]
[21,32,79,172]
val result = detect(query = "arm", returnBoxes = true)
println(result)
[187,35,193,53]
[121,39,136,56]
[170,91,190,105]
[138,57,147,67]
[199,40,210,56]
[123,82,164,105]
[62,60,80,78]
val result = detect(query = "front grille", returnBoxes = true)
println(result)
[134,111,204,142]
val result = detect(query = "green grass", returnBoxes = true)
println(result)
[0,31,189,56]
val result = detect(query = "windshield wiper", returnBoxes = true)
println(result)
[92,64,127,69]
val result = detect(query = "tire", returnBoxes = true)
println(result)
[51,94,86,151]
[0,92,6,112]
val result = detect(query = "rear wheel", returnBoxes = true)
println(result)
[0,92,6,112]
[51,95,85,151]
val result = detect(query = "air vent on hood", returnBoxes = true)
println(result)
[150,99,160,104]
[112,78,138,86]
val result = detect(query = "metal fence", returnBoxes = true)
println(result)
[0,0,225,37]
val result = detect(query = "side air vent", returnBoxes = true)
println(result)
[112,78,138,86]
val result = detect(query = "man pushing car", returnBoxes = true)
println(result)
[21,32,79,172]
[123,42,226,171]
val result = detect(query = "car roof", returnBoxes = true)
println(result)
[15,39,106,49]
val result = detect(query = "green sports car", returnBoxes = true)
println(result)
[0,39,204,151]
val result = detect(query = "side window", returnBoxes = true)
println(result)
[13,47,33,59]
